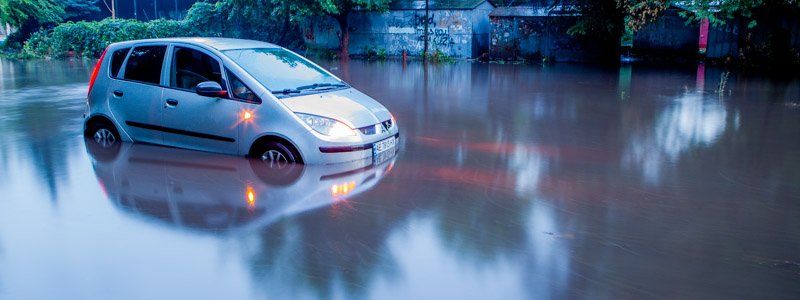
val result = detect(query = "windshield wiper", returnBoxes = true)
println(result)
[295,82,348,91]
[274,88,301,95]
[274,83,347,97]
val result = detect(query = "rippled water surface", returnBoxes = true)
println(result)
[1,58,799,299]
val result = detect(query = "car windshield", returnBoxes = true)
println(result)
[222,48,346,96]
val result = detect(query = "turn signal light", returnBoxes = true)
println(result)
[246,186,256,209]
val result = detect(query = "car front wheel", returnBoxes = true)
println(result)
[254,141,300,167]
[249,140,303,185]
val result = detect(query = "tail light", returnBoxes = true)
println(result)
[88,47,108,97]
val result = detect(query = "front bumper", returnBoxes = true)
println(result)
[319,132,400,153]
[311,132,400,164]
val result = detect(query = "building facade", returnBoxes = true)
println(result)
[632,8,698,57]
[304,0,495,58]
[489,5,595,62]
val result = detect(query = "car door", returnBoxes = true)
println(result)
[109,44,168,144]
[159,44,240,154]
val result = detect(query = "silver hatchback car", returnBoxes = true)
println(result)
[84,37,399,165]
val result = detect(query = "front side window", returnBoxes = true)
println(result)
[123,45,167,85]
[109,47,130,78]
[227,69,260,103]
[170,46,223,91]
[222,48,346,97]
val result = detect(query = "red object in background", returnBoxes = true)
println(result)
[698,18,710,54]
[696,62,706,91]
[87,47,108,97]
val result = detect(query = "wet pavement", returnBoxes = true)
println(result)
[1,58,799,299]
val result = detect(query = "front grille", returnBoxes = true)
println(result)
[358,124,376,135]
[381,119,393,131]
[358,119,393,135]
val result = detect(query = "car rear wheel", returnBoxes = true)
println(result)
[85,120,121,162]
[86,120,120,148]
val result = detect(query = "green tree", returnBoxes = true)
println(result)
[62,0,100,21]
[0,0,64,49]
[0,0,64,27]
[1,0,97,50]
[300,0,391,58]
[230,0,391,57]
[622,0,800,31]
[620,0,800,68]
[564,0,626,62]
[224,0,308,49]
[619,0,669,32]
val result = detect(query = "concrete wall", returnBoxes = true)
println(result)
[490,15,592,62]
[633,8,697,55]
[706,22,740,59]
[470,2,494,58]
[632,9,799,62]
[706,13,800,61]
[304,2,494,58]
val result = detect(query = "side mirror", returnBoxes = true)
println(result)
[195,81,228,98]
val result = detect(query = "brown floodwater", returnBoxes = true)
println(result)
[0,58,799,299]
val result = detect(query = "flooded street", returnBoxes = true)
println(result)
[1,58,799,299]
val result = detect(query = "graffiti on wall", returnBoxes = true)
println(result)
[386,13,459,51]
[307,10,476,57]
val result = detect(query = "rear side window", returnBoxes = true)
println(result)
[109,47,130,78]
[170,47,223,90]
[123,45,167,85]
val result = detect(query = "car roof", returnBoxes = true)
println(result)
[110,37,281,51]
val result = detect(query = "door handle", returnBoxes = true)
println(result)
[165,99,179,108]
[113,90,124,97]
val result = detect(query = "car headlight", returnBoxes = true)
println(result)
[296,113,356,137]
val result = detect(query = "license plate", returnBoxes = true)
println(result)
[373,136,397,156]
[373,143,397,165]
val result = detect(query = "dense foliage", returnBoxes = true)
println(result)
[0,0,63,49]
[561,0,625,62]
[62,0,100,21]
[621,0,800,31]
[3,0,799,65]
[21,18,192,58]
[0,0,99,50]
[14,0,304,58]
[194,0,305,48]
[0,0,63,27]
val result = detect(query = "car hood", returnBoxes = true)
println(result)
[280,88,390,128]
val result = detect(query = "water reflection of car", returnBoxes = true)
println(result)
[85,139,397,233]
